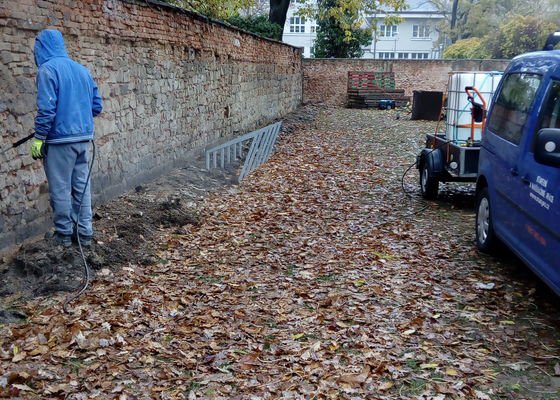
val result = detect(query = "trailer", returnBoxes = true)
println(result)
[416,71,503,199]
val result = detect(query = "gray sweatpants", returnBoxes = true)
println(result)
[43,141,93,237]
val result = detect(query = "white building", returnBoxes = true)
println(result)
[281,0,318,58]
[282,0,446,59]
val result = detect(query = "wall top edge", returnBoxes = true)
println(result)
[125,0,303,53]
[303,58,511,62]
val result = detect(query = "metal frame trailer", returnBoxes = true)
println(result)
[416,85,489,199]
[416,134,481,199]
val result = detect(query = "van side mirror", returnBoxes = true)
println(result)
[543,31,560,51]
[535,128,560,167]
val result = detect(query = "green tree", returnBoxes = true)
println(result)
[312,0,370,58]
[440,0,560,44]
[300,0,406,58]
[291,0,407,42]
[487,15,557,58]
[313,15,372,57]
[166,0,256,20]
[227,15,283,39]
[443,37,489,59]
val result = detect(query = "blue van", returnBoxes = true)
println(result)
[475,32,560,295]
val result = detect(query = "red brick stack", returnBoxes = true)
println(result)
[347,71,409,108]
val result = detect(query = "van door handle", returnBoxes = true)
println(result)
[510,167,519,176]
[521,175,530,185]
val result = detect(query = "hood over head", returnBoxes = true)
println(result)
[34,29,68,67]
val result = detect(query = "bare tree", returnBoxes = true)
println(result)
[450,0,458,42]
[269,0,291,37]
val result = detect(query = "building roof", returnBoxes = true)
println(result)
[403,0,443,13]
[379,0,445,15]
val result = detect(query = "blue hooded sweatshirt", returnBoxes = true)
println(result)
[34,29,103,144]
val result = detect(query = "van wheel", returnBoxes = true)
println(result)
[476,187,497,253]
[419,162,439,199]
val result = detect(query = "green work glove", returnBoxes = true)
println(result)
[30,138,45,160]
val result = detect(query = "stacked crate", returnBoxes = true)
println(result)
[347,71,409,109]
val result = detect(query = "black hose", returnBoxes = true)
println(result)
[63,141,96,313]
[401,158,420,198]
[398,138,455,217]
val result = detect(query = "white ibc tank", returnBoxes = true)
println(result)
[446,71,503,143]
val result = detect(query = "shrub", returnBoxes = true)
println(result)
[227,15,283,40]
[443,37,490,59]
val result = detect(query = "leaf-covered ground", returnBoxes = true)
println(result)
[1,107,560,399]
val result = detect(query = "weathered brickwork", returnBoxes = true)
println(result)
[0,0,302,252]
[303,59,510,106]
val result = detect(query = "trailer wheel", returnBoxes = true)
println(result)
[419,161,439,199]
[476,187,497,253]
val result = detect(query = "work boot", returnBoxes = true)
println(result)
[72,233,92,247]
[46,231,72,248]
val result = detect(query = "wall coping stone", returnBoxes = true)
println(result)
[129,0,301,50]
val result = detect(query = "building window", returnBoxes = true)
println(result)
[413,24,430,39]
[289,16,306,33]
[378,52,395,59]
[310,24,316,33]
[411,53,429,59]
[379,25,398,37]
[398,52,409,59]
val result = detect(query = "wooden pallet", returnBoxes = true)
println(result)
[347,71,409,109]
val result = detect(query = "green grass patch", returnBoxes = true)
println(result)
[316,273,338,282]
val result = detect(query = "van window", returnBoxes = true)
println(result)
[538,80,560,130]
[487,73,542,145]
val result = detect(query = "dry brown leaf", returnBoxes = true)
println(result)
[28,345,49,356]
[11,351,27,362]
[378,381,394,391]
[338,366,370,386]
[12,383,34,392]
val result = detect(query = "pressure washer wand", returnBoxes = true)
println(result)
[0,132,35,156]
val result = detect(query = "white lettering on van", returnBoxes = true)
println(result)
[536,176,548,188]
[530,182,546,197]
[530,192,550,210]
[529,176,554,209]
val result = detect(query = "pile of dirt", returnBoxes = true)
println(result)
[0,165,234,318]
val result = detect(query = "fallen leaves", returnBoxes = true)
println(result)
[1,107,559,398]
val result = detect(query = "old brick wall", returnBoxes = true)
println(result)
[303,59,510,106]
[0,0,302,252]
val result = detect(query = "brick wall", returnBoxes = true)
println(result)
[303,59,510,106]
[0,0,302,252]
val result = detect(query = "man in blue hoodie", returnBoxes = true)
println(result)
[30,29,103,247]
